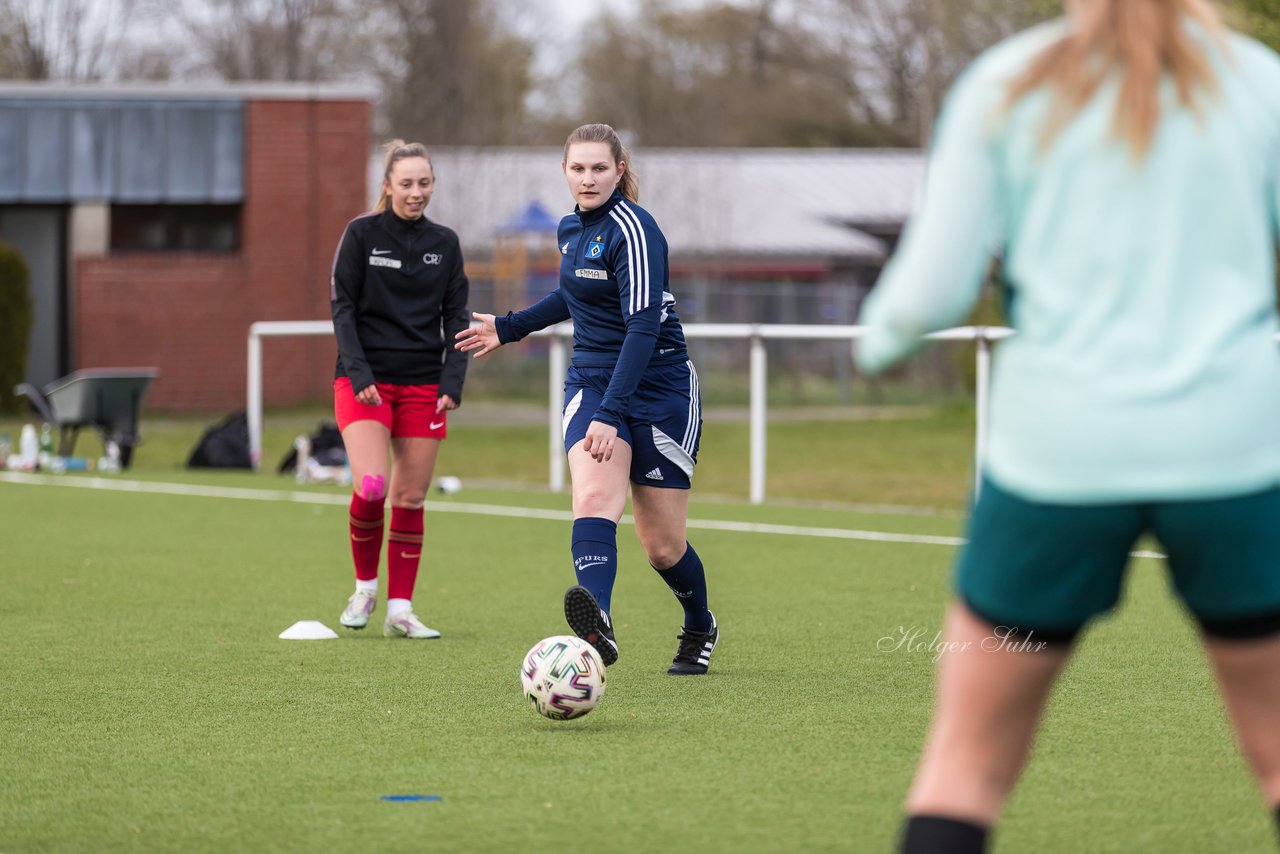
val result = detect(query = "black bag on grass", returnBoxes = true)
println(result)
[277,421,346,474]
[187,410,252,469]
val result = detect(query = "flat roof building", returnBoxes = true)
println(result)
[0,83,373,409]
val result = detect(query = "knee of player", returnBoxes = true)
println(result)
[357,473,387,503]
[644,539,686,570]
[573,485,620,515]
[390,489,426,509]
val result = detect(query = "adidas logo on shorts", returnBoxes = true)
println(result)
[645,467,664,481]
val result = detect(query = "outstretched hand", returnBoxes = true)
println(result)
[455,312,502,358]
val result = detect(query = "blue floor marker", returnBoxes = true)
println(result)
[381,794,442,803]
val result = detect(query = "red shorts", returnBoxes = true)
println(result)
[333,378,447,439]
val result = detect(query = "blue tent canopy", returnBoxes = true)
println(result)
[496,200,559,234]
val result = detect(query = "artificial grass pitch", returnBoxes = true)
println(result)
[0,476,1274,852]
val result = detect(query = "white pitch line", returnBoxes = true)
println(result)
[1,471,346,505]
[0,471,960,546]
[0,471,1167,556]
[683,517,964,546]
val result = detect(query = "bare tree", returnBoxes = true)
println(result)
[110,0,535,143]
[564,0,887,147]
[828,0,1058,146]
[0,0,146,80]
[559,0,1061,148]
[372,0,537,144]
[170,0,369,82]
[0,24,18,77]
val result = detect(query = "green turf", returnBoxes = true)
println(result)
[0,475,1275,852]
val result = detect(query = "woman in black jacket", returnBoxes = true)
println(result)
[329,139,470,639]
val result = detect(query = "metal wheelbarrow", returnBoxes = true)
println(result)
[14,368,158,469]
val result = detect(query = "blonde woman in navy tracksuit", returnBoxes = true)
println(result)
[457,124,718,676]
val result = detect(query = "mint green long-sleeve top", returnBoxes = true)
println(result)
[856,20,1280,503]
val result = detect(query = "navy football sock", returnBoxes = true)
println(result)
[654,542,712,633]
[571,517,618,614]
[900,815,988,854]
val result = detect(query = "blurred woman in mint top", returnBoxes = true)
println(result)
[856,1,1280,851]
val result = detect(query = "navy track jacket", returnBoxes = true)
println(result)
[495,190,689,427]
[330,209,470,402]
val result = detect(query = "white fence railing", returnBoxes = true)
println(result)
[246,320,1015,503]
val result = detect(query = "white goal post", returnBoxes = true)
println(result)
[246,320,1014,503]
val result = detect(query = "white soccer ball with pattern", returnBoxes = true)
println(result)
[520,635,606,720]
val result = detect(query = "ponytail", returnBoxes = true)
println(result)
[1005,0,1223,158]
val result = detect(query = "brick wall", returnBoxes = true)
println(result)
[75,97,370,411]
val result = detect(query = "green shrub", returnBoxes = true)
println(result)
[0,240,32,415]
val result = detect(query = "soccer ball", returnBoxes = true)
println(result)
[520,635,606,720]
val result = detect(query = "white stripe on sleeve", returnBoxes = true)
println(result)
[610,203,650,315]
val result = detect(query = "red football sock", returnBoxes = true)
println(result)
[348,492,385,582]
[387,506,424,601]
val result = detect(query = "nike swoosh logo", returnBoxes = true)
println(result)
[372,249,392,255]
[429,421,445,430]
[577,561,605,570]
[400,551,420,559]
[351,534,376,542]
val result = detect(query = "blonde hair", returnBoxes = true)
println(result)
[564,123,639,203]
[1006,0,1224,157]
[374,139,432,213]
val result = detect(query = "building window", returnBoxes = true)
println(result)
[110,205,240,252]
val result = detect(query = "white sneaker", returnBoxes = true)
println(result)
[383,611,441,639]
[339,590,377,629]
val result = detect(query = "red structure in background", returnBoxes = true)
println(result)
[75,97,370,410]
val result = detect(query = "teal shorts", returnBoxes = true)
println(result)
[956,477,1280,641]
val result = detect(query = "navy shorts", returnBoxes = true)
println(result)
[957,476,1280,640]
[562,361,702,489]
